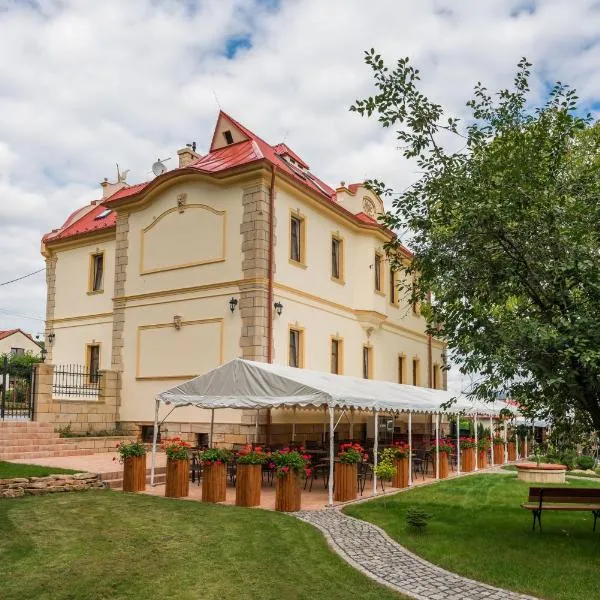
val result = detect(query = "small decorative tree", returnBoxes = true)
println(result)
[373,459,397,507]
[405,506,432,534]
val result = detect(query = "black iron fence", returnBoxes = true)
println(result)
[0,356,35,420]
[52,364,102,398]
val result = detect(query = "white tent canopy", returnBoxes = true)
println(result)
[155,358,514,417]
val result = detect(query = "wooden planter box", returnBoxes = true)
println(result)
[275,471,301,512]
[334,462,357,502]
[461,447,475,472]
[507,442,516,461]
[202,461,226,503]
[478,449,488,469]
[522,439,528,457]
[434,452,449,479]
[493,444,505,465]
[165,458,189,498]
[392,457,409,488]
[236,463,262,507]
[122,454,146,492]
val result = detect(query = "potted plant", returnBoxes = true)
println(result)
[387,441,411,488]
[115,440,147,492]
[431,439,453,478]
[162,437,191,498]
[477,437,490,469]
[199,447,230,503]
[373,459,397,506]
[235,445,268,507]
[334,443,364,502]
[270,447,311,512]
[493,437,506,464]
[460,437,476,472]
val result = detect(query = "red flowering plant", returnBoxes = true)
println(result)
[338,442,365,464]
[388,441,411,459]
[113,440,146,463]
[161,437,191,461]
[198,447,231,465]
[459,437,477,450]
[269,447,311,478]
[236,445,269,465]
[431,439,454,454]
[493,436,506,446]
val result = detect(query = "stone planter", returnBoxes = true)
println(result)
[434,452,449,479]
[493,443,505,465]
[507,442,516,461]
[275,471,301,512]
[461,447,475,472]
[334,462,357,502]
[122,454,146,492]
[165,458,189,498]
[235,463,262,507]
[516,462,566,484]
[392,457,409,488]
[478,449,488,469]
[202,461,226,503]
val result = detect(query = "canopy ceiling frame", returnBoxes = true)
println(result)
[151,358,519,506]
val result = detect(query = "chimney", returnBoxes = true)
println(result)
[177,145,201,168]
[100,178,128,199]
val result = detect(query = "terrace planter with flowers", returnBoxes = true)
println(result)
[163,437,191,498]
[507,438,517,461]
[235,445,268,507]
[493,437,506,464]
[460,437,476,472]
[334,443,364,502]
[388,442,411,488]
[432,440,453,479]
[478,438,490,469]
[270,447,311,512]
[116,441,147,492]
[199,448,230,503]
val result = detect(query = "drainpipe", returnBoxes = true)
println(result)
[266,164,276,445]
[427,292,433,388]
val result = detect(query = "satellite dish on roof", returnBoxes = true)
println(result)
[151,157,171,177]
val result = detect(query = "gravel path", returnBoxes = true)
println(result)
[295,508,538,600]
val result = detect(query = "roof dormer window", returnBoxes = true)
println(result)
[94,209,112,220]
[223,130,234,145]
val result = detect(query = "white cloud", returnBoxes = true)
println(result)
[0,0,599,353]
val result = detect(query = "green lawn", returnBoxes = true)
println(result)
[345,473,600,600]
[0,461,79,479]
[0,490,402,600]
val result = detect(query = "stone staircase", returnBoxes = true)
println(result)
[0,421,94,461]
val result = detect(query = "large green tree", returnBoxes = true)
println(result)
[352,53,600,429]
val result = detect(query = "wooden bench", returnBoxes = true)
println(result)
[521,487,600,531]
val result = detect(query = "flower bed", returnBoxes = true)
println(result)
[516,462,567,483]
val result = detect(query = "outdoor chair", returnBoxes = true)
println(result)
[305,461,329,491]
[190,454,202,485]
[357,461,373,495]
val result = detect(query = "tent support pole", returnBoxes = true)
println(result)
[328,407,334,506]
[373,411,379,496]
[408,412,413,487]
[456,414,461,476]
[349,408,354,440]
[515,418,519,459]
[209,409,215,447]
[474,414,478,471]
[435,412,439,480]
[490,416,494,466]
[255,409,260,444]
[292,406,296,442]
[150,398,160,487]
[504,419,508,463]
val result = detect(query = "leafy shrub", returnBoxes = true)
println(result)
[559,451,577,470]
[576,455,596,470]
[405,507,432,533]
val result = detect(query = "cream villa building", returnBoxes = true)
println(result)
[41,112,446,444]
[0,329,41,357]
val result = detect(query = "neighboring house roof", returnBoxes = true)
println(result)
[43,111,390,244]
[0,329,40,347]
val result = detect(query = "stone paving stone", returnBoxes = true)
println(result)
[295,509,538,600]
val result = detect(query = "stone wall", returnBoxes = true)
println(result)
[0,472,103,499]
[66,435,137,452]
[34,363,120,434]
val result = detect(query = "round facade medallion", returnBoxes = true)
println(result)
[362,197,377,217]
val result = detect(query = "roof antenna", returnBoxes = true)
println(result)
[212,88,221,109]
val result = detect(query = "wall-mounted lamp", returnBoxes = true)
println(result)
[47,332,55,344]
[173,315,182,330]
[229,297,239,313]
[274,301,283,316]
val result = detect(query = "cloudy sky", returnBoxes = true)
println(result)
[1,0,599,388]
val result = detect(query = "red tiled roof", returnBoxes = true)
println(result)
[0,329,39,345]
[44,112,391,243]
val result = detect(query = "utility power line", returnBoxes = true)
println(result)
[0,309,45,322]
[0,268,45,287]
